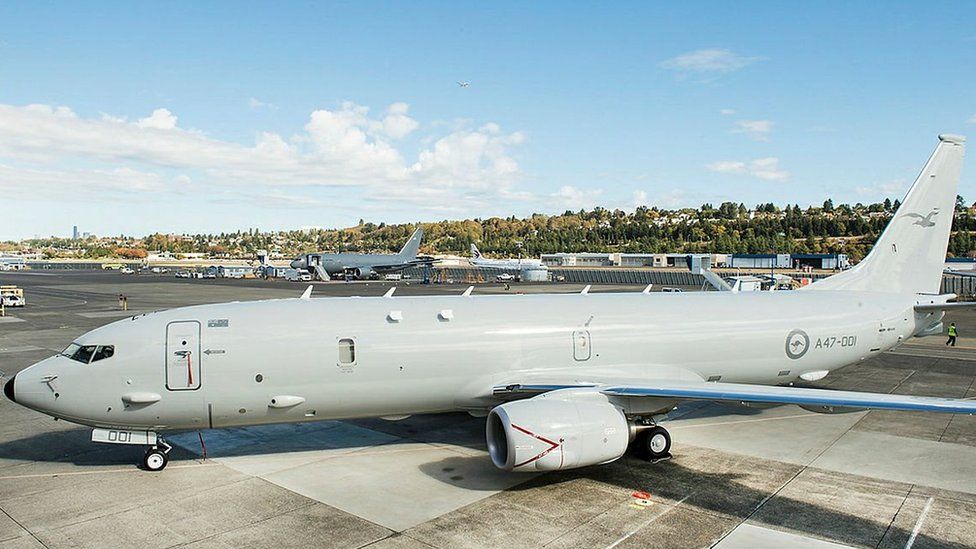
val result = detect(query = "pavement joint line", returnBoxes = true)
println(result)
[713,383,876,548]
[904,497,934,549]
[605,494,691,549]
[847,369,917,434]
[667,412,842,430]
[887,350,976,362]
[162,500,321,549]
[42,469,261,536]
[0,460,218,480]
[877,484,915,549]
[939,374,976,442]
[202,439,484,480]
[0,504,50,549]
[360,533,438,549]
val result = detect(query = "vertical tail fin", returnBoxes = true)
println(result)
[471,243,482,259]
[806,134,965,294]
[398,227,423,259]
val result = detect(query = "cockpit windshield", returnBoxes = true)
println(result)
[61,343,115,364]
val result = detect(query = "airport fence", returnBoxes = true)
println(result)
[942,276,976,299]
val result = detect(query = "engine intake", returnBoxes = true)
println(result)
[486,389,629,472]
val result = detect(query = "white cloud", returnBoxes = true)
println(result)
[248,97,278,111]
[551,186,602,209]
[136,108,177,129]
[732,119,773,141]
[0,101,526,209]
[968,113,976,124]
[632,190,648,208]
[379,102,420,139]
[855,179,906,197]
[655,189,686,209]
[660,49,762,75]
[720,108,736,116]
[707,157,789,181]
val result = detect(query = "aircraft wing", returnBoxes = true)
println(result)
[359,257,437,273]
[494,379,976,414]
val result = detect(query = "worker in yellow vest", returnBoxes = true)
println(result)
[946,323,958,347]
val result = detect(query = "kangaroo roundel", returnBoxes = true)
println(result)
[785,329,810,359]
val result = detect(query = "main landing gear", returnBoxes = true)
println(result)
[141,438,173,471]
[630,423,672,462]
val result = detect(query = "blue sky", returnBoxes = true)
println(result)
[1,2,975,239]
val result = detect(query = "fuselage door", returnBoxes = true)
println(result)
[573,329,591,361]
[166,321,201,390]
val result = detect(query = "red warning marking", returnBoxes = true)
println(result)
[510,423,563,468]
[632,491,651,500]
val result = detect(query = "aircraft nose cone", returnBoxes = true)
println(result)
[290,258,305,269]
[3,375,15,403]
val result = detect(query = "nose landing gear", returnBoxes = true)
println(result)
[142,438,172,472]
[91,429,174,471]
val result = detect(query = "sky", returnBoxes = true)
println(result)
[1,2,975,239]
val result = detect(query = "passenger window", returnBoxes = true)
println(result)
[338,338,356,364]
[91,345,115,363]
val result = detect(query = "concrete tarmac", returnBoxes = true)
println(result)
[2,270,976,548]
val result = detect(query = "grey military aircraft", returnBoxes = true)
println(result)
[5,135,975,473]
[289,227,432,280]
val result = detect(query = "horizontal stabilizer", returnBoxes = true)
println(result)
[914,301,976,312]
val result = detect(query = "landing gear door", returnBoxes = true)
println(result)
[166,321,201,390]
[573,330,591,361]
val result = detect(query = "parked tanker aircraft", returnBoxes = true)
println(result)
[4,135,974,473]
[289,227,432,280]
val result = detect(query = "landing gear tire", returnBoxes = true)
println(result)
[635,426,671,462]
[142,447,169,471]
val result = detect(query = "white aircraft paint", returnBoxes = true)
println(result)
[4,135,972,473]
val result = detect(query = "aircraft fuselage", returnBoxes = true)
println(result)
[9,290,922,432]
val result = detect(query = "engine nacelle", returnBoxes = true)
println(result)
[352,267,374,279]
[486,390,629,472]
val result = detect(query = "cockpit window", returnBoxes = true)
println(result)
[92,345,115,362]
[64,344,97,363]
[61,343,114,364]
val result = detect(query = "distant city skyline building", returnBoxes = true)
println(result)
[72,225,79,240]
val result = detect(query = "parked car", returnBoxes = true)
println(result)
[201,272,217,279]
[1,294,24,307]
[120,267,135,275]
[175,271,191,278]
[151,267,168,274]
[661,287,683,293]
[495,273,516,282]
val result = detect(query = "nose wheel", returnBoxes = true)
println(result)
[632,425,672,462]
[141,438,172,472]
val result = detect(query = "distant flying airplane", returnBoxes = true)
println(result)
[457,81,470,88]
[5,135,975,473]
[289,227,432,280]
[469,243,544,270]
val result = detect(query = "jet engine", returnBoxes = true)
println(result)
[486,389,629,472]
[352,267,374,279]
